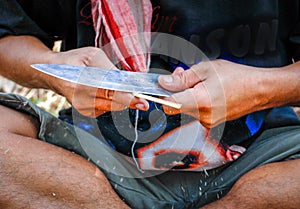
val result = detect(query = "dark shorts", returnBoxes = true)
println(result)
[1,93,299,209]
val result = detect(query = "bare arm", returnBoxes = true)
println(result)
[158,59,300,127]
[268,62,300,107]
[0,35,149,116]
[0,36,58,89]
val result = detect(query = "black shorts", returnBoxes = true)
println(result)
[1,93,299,209]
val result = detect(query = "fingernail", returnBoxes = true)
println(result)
[135,103,145,110]
[161,75,173,83]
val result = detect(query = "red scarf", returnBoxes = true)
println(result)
[91,0,152,72]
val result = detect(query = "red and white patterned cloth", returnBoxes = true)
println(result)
[91,0,152,72]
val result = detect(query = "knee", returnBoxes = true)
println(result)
[0,105,39,138]
[233,159,300,192]
[223,160,300,208]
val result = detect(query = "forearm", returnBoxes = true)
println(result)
[258,61,300,109]
[0,35,59,90]
[158,59,300,127]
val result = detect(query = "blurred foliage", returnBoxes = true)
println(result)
[0,76,70,116]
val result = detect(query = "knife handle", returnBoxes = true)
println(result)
[132,92,182,109]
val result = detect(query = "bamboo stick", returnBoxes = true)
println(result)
[132,92,182,109]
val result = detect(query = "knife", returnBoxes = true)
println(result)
[31,64,182,109]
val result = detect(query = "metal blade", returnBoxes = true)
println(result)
[31,64,171,97]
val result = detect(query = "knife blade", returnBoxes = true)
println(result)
[31,64,182,109]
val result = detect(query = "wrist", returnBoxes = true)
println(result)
[250,68,275,111]
[253,65,299,111]
[37,51,74,96]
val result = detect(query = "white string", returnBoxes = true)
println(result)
[131,109,145,173]
[154,101,160,111]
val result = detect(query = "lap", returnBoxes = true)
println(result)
[109,126,300,209]
[0,93,299,209]
[201,158,300,209]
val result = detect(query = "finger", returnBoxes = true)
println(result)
[96,99,125,114]
[95,88,150,111]
[158,67,203,92]
[162,84,224,128]
[87,48,118,70]
[84,98,126,117]
[75,99,117,118]
[162,88,200,114]
[162,82,211,116]
[113,91,149,111]
[173,67,185,75]
[95,88,114,100]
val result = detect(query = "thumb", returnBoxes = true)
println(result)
[158,67,203,92]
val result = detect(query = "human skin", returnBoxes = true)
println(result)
[201,159,300,209]
[0,104,299,209]
[0,35,300,208]
[0,35,149,117]
[157,60,300,208]
[158,60,300,128]
[0,105,130,209]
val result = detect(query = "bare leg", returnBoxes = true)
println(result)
[0,105,130,209]
[202,159,300,209]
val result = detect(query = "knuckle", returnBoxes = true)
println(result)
[177,72,190,88]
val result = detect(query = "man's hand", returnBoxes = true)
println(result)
[158,59,271,128]
[0,36,149,117]
[51,47,149,117]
